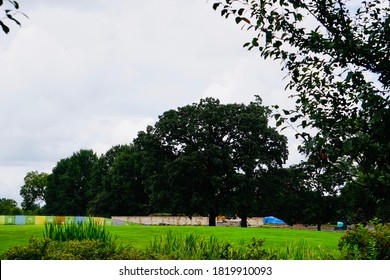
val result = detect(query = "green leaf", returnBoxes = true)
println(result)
[7,14,21,26]
[266,31,272,43]
[345,71,353,82]
[252,37,259,47]
[342,140,353,152]
[235,17,242,24]
[212,3,220,10]
[0,21,10,34]
[273,40,282,48]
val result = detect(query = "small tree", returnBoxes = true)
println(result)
[20,171,48,212]
[0,198,22,215]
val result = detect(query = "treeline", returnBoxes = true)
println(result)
[4,98,389,228]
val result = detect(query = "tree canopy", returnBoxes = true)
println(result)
[87,144,147,217]
[135,97,288,226]
[211,0,390,219]
[44,149,98,216]
[20,171,48,212]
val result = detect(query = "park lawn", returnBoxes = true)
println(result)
[110,225,343,252]
[0,224,343,257]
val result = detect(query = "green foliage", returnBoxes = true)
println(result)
[44,149,98,216]
[338,218,390,260]
[211,0,390,221]
[0,198,22,215]
[20,171,48,211]
[268,239,341,260]
[43,220,116,244]
[135,97,288,225]
[0,0,27,34]
[2,238,143,260]
[146,230,272,260]
[87,144,147,217]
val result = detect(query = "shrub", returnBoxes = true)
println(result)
[3,238,144,260]
[338,218,390,260]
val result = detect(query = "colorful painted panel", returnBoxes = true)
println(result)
[15,215,26,225]
[4,216,15,225]
[65,216,75,224]
[35,216,46,225]
[25,216,35,225]
[75,216,86,224]
[46,216,55,224]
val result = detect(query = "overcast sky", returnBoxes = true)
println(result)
[1,0,305,206]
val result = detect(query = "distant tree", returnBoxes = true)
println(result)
[256,166,307,225]
[0,198,21,215]
[135,97,288,226]
[0,0,27,34]
[88,144,147,217]
[296,156,345,230]
[20,171,48,212]
[44,149,98,216]
[340,171,390,223]
[211,0,390,215]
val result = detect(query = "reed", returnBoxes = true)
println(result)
[147,230,266,260]
[43,219,116,244]
[266,239,341,260]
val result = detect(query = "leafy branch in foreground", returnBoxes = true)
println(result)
[0,0,28,34]
[211,0,390,219]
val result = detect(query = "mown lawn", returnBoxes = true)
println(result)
[0,224,344,257]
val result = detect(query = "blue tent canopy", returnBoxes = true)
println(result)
[263,216,286,225]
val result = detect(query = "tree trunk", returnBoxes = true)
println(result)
[209,211,216,226]
[317,223,321,231]
[240,214,248,227]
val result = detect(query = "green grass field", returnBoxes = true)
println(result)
[0,224,344,257]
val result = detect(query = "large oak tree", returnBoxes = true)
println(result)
[135,97,288,226]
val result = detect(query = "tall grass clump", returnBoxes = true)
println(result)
[146,230,271,260]
[43,219,116,244]
[266,239,341,260]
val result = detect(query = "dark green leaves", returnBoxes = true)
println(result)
[212,2,220,10]
[0,0,26,34]
[0,21,10,33]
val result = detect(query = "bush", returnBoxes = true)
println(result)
[338,218,390,260]
[2,238,144,260]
